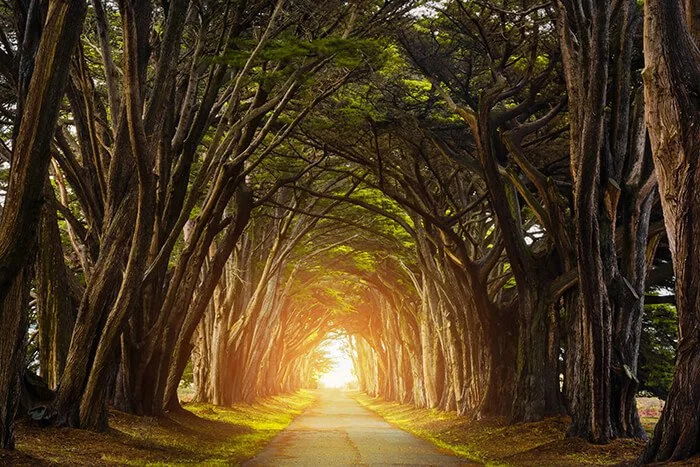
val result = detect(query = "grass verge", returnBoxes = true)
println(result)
[353,392,655,466]
[1,389,315,466]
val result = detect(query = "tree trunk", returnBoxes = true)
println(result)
[76,0,158,427]
[610,189,654,439]
[639,0,700,461]
[555,1,614,443]
[419,302,440,408]
[0,0,86,448]
[479,303,517,418]
[0,268,30,449]
[510,288,563,421]
[52,197,135,427]
[36,183,79,389]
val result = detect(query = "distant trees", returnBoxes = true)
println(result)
[638,304,677,400]
[192,180,339,404]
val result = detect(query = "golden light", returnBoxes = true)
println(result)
[318,336,357,389]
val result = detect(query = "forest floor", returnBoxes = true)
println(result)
[3,390,698,466]
[0,390,314,466]
[354,393,700,466]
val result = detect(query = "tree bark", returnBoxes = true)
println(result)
[639,0,700,461]
[76,0,158,430]
[52,0,151,430]
[0,268,30,449]
[36,183,79,389]
[0,0,86,449]
[555,0,614,443]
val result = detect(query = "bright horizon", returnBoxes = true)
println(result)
[318,337,357,388]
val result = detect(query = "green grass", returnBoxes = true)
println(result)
[353,392,648,466]
[6,390,315,466]
[181,392,316,464]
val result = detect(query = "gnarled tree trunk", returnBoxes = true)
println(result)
[640,0,700,461]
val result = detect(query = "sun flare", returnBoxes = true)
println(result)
[318,337,357,389]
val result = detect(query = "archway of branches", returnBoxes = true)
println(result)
[1,0,697,463]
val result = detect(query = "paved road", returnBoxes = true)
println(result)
[245,389,470,466]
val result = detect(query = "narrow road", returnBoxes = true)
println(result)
[245,389,469,466]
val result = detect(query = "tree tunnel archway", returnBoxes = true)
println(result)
[2,0,698,462]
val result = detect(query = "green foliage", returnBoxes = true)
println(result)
[638,303,678,399]
[352,251,377,273]
[220,37,387,70]
[179,359,194,388]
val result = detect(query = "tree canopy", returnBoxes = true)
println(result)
[0,0,698,463]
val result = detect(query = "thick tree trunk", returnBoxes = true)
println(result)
[442,79,563,423]
[510,288,563,421]
[640,0,700,462]
[77,0,158,424]
[555,1,614,443]
[568,205,613,443]
[0,0,86,448]
[555,0,653,441]
[605,2,654,439]
[50,0,155,430]
[479,304,517,418]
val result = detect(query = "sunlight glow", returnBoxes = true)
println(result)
[318,337,357,389]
